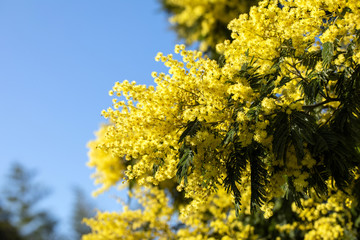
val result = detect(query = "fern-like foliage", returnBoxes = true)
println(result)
[248,142,268,213]
[176,144,194,185]
[271,111,317,165]
[222,122,269,215]
[322,42,334,68]
[178,118,201,144]
[176,118,202,185]
[223,140,247,217]
[173,34,360,216]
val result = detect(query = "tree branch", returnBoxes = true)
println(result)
[302,98,340,110]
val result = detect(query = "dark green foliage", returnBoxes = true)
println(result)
[223,140,247,217]
[178,118,201,144]
[176,118,202,185]
[271,111,317,165]
[176,144,194,185]
[271,112,290,164]
[0,221,23,240]
[222,124,269,216]
[221,126,237,146]
[71,188,95,240]
[153,158,165,177]
[332,64,360,143]
[307,164,329,197]
[335,64,360,107]
[0,204,23,240]
[322,42,334,67]
[302,49,322,69]
[248,143,268,213]
[301,75,323,105]
[317,127,356,190]
[1,163,58,240]
[285,177,304,208]
[217,54,226,68]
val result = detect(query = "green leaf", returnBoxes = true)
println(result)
[178,118,201,143]
[152,158,164,177]
[224,142,247,216]
[272,111,317,165]
[246,105,261,121]
[248,143,268,213]
[286,177,304,208]
[152,164,159,177]
[234,197,242,218]
[322,42,334,67]
[290,111,316,163]
[331,105,360,145]
[272,112,290,164]
[302,48,322,69]
[279,76,291,87]
[313,135,328,155]
[291,111,316,145]
[301,78,322,104]
[221,127,237,146]
[308,164,329,196]
[176,144,194,185]
[217,54,226,68]
[311,126,359,191]
[290,125,304,163]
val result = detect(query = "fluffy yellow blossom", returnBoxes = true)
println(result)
[86,0,360,238]
[278,186,357,240]
[90,0,360,215]
[163,0,259,53]
[83,186,175,240]
[87,125,126,196]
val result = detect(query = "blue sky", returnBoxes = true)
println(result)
[0,0,179,235]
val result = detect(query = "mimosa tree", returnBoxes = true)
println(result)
[84,0,360,239]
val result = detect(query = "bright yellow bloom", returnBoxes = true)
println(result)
[85,0,360,238]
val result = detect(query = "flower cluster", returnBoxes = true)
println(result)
[163,0,259,53]
[277,185,357,240]
[84,185,258,240]
[85,0,360,238]
[83,186,175,240]
[87,125,126,196]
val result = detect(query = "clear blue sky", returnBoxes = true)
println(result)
[0,0,178,236]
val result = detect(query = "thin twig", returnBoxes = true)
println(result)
[302,98,340,110]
